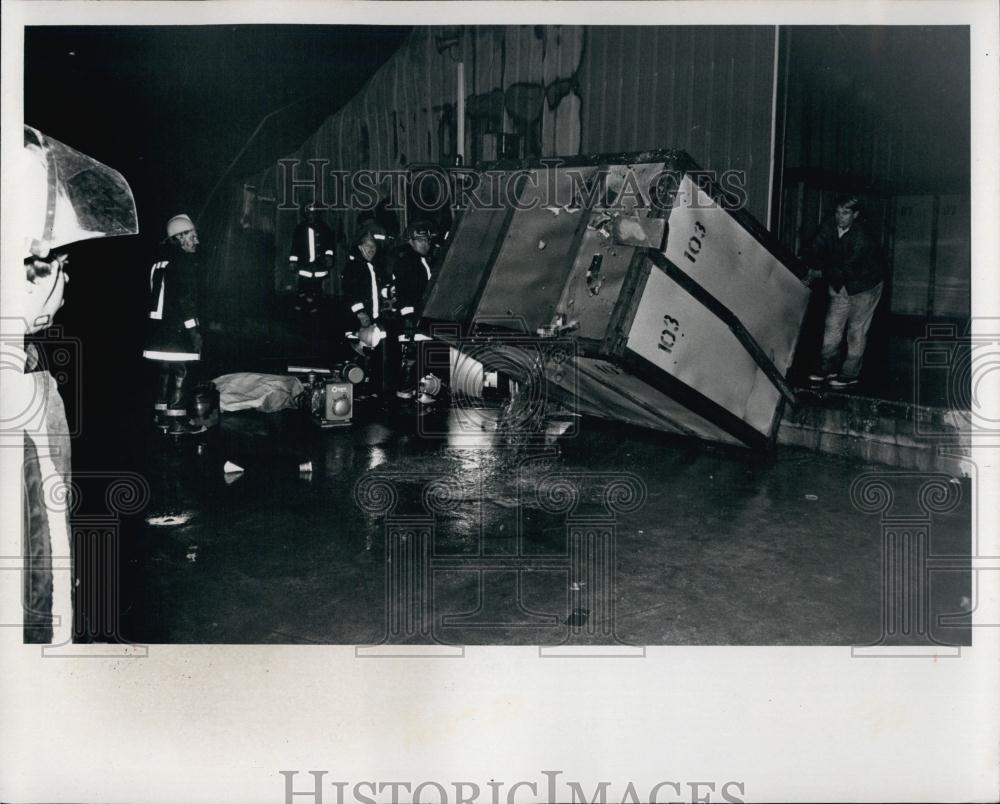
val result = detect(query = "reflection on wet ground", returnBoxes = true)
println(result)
[105,401,971,646]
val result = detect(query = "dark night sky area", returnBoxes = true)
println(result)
[26,25,411,232]
[24,25,410,466]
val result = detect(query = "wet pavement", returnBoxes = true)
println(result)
[87,399,973,648]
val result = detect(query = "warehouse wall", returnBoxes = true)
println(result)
[777,26,970,319]
[781,27,969,193]
[214,26,778,316]
[579,27,777,223]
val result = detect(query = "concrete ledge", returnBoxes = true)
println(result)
[778,387,970,474]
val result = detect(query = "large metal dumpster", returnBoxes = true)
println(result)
[420,151,810,449]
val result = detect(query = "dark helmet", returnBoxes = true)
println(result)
[405,220,434,240]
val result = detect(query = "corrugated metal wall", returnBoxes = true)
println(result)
[247,25,777,293]
[256,27,592,208]
[777,26,970,320]
[580,27,776,223]
[781,27,969,191]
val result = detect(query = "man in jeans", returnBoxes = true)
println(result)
[803,195,884,389]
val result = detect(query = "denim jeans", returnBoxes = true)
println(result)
[819,282,883,380]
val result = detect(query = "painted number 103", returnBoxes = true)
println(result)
[683,220,707,263]
[658,313,681,354]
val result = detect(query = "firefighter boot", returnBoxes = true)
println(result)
[154,363,172,429]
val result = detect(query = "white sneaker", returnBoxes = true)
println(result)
[828,377,859,389]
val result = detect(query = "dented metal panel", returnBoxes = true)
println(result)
[571,356,740,445]
[421,150,807,448]
[476,167,596,332]
[556,232,637,346]
[422,204,511,326]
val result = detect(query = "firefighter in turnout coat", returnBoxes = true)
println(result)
[288,203,335,313]
[142,214,204,431]
[393,221,436,398]
[344,229,392,394]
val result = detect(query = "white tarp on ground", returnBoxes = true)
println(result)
[212,372,303,413]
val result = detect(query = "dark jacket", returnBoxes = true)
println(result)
[394,248,434,320]
[142,244,202,360]
[344,248,390,321]
[802,219,884,295]
[289,220,336,275]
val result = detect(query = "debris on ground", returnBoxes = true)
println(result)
[146,512,194,527]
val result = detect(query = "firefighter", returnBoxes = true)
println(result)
[288,203,335,314]
[14,126,138,643]
[393,220,435,399]
[357,212,391,248]
[344,229,392,396]
[142,214,204,432]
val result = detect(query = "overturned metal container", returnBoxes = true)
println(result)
[421,151,810,449]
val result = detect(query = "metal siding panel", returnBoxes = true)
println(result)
[424,32,434,162]
[631,27,644,150]
[509,25,521,86]
[403,44,417,164]
[510,25,521,85]
[681,29,697,156]
[615,27,627,150]
[629,27,651,150]
[591,28,607,153]
[578,28,589,153]
[664,28,678,149]
[822,81,837,171]
[646,28,660,150]
[599,28,612,153]
[587,27,600,152]
[391,57,401,165]
[750,27,777,222]
[587,26,601,151]
[529,26,545,84]
[890,196,934,315]
[570,26,774,221]
[748,25,766,182]
[702,28,716,166]
[934,194,971,316]
[851,91,863,176]
[723,28,736,174]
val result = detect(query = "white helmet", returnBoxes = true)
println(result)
[23,125,138,258]
[166,214,196,238]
